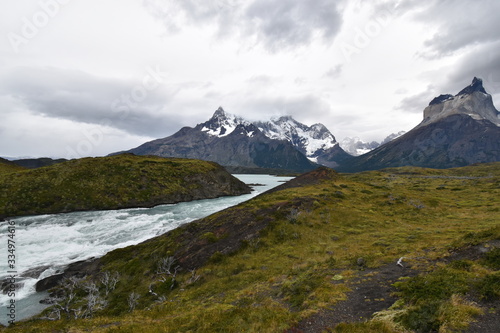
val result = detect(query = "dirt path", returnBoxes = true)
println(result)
[286,241,500,332]
[288,261,418,332]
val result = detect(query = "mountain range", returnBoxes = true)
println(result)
[121,107,352,172]
[340,131,406,156]
[338,77,500,172]
[107,77,499,173]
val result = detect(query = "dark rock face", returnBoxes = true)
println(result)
[255,116,353,168]
[456,77,487,96]
[120,108,354,172]
[127,121,318,173]
[313,144,355,168]
[429,94,454,106]
[36,258,100,292]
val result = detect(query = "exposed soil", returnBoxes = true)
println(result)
[465,299,500,333]
[287,241,500,332]
[289,260,419,332]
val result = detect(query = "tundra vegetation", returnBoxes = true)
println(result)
[0,158,25,175]
[0,154,250,217]
[2,162,499,332]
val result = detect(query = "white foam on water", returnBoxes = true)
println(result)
[0,174,292,323]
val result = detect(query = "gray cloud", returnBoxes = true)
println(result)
[446,41,500,98]
[396,85,435,114]
[396,41,500,116]
[393,0,500,58]
[238,94,332,122]
[324,64,343,80]
[143,0,344,52]
[0,67,194,138]
[244,0,343,51]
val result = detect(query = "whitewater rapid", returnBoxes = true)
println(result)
[0,174,291,324]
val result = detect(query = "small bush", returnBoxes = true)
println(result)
[209,251,225,263]
[484,248,500,270]
[281,271,323,308]
[394,268,471,332]
[477,273,500,300]
[394,268,468,304]
[201,232,218,243]
[396,300,441,332]
[449,260,473,271]
[332,320,396,332]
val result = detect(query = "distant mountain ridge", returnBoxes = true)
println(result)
[121,108,353,172]
[0,157,26,174]
[12,157,67,169]
[338,77,500,172]
[340,131,406,156]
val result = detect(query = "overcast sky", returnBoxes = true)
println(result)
[1,0,499,159]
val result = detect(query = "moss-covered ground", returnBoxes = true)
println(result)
[0,154,249,217]
[0,159,25,175]
[2,163,499,332]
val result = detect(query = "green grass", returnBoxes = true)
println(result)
[3,162,499,332]
[0,158,25,175]
[0,154,249,217]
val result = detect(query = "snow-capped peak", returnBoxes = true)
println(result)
[200,107,250,137]
[196,108,348,165]
[340,131,406,156]
[255,116,338,160]
[340,137,379,156]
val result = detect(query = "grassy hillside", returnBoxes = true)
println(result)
[0,154,250,218]
[0,158,25,175]
[4,163,499,332]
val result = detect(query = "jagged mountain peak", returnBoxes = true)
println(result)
[198,107,250,137]
[212,106,227,119]
[420,77,499,127]
[456,77,487,96]
[256,116,338,157]
[271,115,294,123]
[338,77,500,172]
[123,107,352,170]
[429,94,454,106]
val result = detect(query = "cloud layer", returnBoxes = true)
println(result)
[0,0,499,158]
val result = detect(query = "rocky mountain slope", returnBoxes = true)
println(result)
[338,77,500,172]
[123,109,315,172]
[121,108,352,171]
[0,154,250,218]
[255,116,352,167]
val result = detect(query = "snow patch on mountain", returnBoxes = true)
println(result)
[341,131,407,156]
[340,137,379,156]
[200,107,251,137]
[255,116,338,161]
[195,107,351,166]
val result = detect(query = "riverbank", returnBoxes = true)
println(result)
[0,174,292,326]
